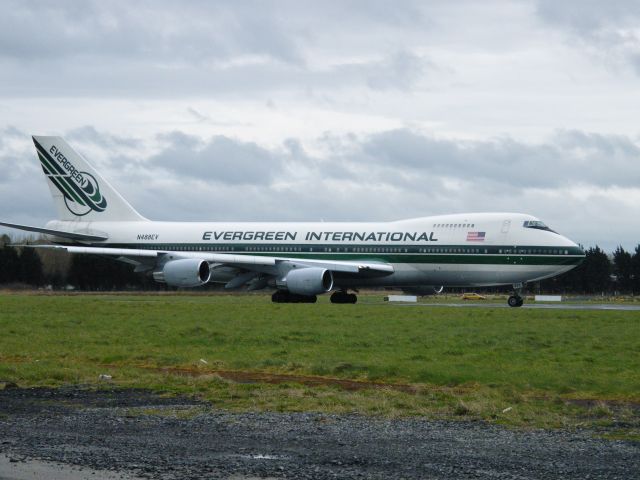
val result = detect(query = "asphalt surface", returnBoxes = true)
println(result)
[395,302,640,311]
[0,387,638,479]
[0,453,145,480]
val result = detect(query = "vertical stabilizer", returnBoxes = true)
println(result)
[32,136,147,222]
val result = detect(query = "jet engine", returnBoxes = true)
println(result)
[153,259,211,288]
[277,267,334,296]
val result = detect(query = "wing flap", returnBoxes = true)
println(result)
[279,258,393,275]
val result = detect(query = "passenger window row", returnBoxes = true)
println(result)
[134,245,570,256]
[433,223,475,228]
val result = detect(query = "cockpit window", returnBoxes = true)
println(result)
[523,220,556,233]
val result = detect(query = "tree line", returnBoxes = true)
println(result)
[1,235,639,294]
[539,245,640,295]
[0,235,163,291]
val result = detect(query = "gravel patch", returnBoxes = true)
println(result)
[0,387,637,479]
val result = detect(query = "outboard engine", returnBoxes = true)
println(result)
[276,267,334,296]
[153,259,211,287]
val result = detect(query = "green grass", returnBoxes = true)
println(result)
[0,293,638,437]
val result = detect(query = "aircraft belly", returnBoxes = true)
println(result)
[335,263,572,288]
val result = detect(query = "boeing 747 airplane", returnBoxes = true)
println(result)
[0,136,585,306]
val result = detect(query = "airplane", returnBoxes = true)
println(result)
[0,136,585,306]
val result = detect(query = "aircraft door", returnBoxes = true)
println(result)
[500,219,511,245]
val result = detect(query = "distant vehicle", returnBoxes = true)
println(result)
[462,293,486,300]
[0,136,585,307]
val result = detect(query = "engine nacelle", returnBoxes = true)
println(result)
[277,267,334,296]
[153,259,211,288]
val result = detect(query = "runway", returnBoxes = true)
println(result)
[396,302,640,311]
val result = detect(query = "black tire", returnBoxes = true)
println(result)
[296,294,317,303]
[272,291,284,303]
[331,292,357,304]
[275,292,317,303]
[508,295,523,308]
[330,292,345,304]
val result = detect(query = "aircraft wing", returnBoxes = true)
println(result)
[0,221,108,241]
[27,245,395,276]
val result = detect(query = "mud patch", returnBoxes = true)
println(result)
[139,365,471,395]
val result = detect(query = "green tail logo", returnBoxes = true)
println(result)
[34,139,107,216]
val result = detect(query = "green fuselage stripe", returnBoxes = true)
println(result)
[100,243,585,266]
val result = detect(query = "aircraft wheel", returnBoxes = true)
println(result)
[331,291,357,304]
[508,295,523,308]
[272,291,288,303]
[273,291,317,303]
[295,294,317,303]
[330,291,343,304]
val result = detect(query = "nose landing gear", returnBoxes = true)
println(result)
[508,295,524,307]
[508,283,524,307]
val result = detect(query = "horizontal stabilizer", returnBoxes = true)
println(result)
[0,221,108,241]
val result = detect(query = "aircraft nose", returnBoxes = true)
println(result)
[564,236,585,257]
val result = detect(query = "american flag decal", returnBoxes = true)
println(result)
[467,231,486,242]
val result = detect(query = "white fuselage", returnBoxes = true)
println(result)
[47,212,584,289]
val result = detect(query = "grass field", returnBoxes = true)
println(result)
[1,293,638,438]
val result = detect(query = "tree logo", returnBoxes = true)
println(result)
[34,139,108,216]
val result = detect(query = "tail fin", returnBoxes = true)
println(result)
[32,136,147,222]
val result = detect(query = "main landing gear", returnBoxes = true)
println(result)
[330,290,358,304]
[271,291,317,303]
[270,290,358,304]
[507,283,524,308]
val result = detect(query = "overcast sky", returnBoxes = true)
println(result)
[1,0,639,251]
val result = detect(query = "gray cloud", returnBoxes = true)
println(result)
[1,124,639,250]
[34,124,640,202]
[150,132,283,185]
[0,134,56,223]
[0,0,303,64]
[536,0,640,72]
[357,129,640,189]
[334,51,428,92]
[66,126,142,150]
[1,2,640,252]
[0,0,426,62]
[536,0,640,34]
[0,0,436,98]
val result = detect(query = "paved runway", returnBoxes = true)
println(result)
[395,302,640,311]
